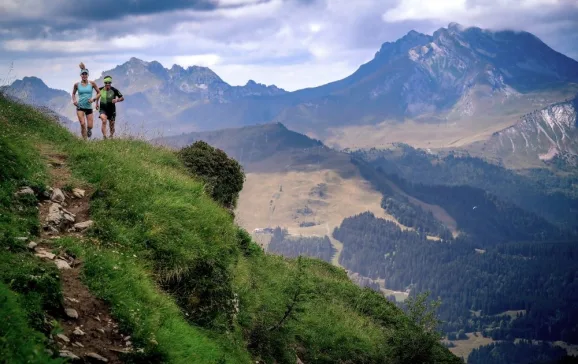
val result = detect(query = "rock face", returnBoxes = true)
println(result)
[475,96,578,167]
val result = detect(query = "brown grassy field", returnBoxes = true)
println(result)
[446,328,577,362]
[234,168,404,245]
[447,332,495,362]
[321,87,578,151]
[323,118,518,150]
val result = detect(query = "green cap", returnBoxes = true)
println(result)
[104,76,112,83]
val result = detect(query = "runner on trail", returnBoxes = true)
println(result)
[96,75,124,139]
[72,63,100,140]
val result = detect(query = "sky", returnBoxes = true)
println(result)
[1,0,577,92]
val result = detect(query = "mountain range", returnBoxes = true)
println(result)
[5,22,578,168]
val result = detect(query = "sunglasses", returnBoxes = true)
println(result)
[104,82,111,85]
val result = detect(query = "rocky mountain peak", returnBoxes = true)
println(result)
[374,30,432,62]
[17,76,48,87]
[447,22,466,32]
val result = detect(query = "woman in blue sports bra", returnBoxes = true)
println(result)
[72,62,100,140]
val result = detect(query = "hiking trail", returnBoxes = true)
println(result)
[30,144,131,363]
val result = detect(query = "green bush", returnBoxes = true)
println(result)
[177,141,245,209]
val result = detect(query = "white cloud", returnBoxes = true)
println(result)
[383,0,470,22]
[172,54,222,67]
[309,23,322,33]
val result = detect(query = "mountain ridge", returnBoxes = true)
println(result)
[7,22,578,150]
[467,94,578,168]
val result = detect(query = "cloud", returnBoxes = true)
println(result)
[1,0,577,92]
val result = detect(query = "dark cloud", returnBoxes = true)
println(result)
[66,0,218,20]
[0,0,271,39]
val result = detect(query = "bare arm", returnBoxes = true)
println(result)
[71,83,78,105]
[90,81,101,103]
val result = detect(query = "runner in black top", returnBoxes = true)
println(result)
[96,75,124,139]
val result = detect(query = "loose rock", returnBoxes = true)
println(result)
[74,220,94,231]
[34,248,56,260]
[14,187,34,197]
[27,241,37,249]
[59,350,80,360]
[65,308,79,319]
[73,327,85,336]
[86,352,109,362]
[72,342,84,348]
[57,334,70,343]
[55,259,72,270]
[72,188,86,198]
[46,203,63,225]
[15,237,28,242]
[63,213,76,223]
[51,188,65,203]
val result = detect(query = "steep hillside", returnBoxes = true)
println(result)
[468,95,578,168]
[0,94,461,364]
[154,122,324,168]
[353,144,578,232]
[154,124,457,255]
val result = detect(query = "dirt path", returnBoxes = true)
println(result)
[33,146,130,363]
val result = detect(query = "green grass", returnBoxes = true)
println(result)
[0,98,64,363]
[0,94,462,364]
[0,282,64,364]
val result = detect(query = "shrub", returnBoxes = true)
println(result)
[177,141,245,209]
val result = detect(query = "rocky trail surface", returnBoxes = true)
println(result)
[18,147,132,363]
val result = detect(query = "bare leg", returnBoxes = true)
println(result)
[110,117,116,138]
[100,113,108,139]
[76,110,87,140]
[87,112,94,137]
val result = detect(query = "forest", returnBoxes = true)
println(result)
[384,172,572,246]
[266,227,336,263]
[350,145,578,234]
[468,341,572,364]
[333,212,578,345]
[381,195,453,239]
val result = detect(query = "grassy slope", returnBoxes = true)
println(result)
[0,118,65,363]
[0,95,461,364]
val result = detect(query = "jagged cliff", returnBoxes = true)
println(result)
[473,96,578,167]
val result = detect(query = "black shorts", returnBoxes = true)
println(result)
[77,107,92,115]
[99,109,116,121]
